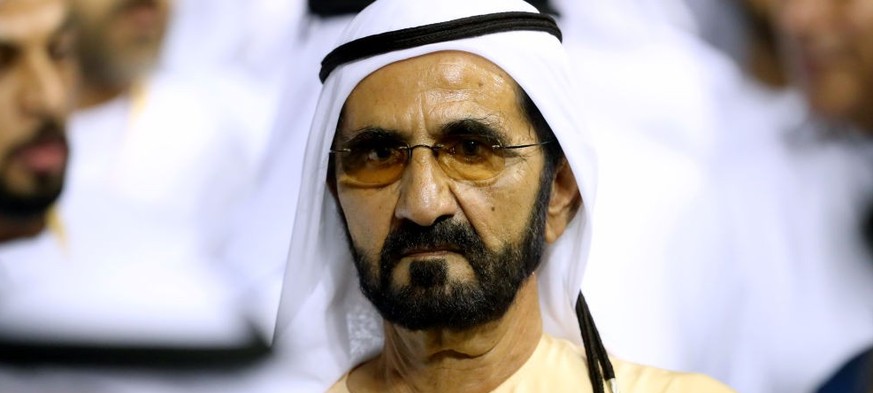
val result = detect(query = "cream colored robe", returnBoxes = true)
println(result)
[328,334,735,392]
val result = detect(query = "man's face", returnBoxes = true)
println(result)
[0,0,76,218]
[72,0,169,85]
[333,51,554,331]
[777,0,873,130]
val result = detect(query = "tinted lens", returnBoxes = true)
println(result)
[336,135,513,185]
[338,143,408,185]
[439,136,505,181]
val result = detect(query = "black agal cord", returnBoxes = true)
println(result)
[319,11,561,82]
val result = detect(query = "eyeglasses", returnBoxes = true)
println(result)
[330,134,552,186]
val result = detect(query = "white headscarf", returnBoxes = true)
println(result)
[274,0,597,389]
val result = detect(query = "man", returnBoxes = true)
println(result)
[60,0,270,268]
[776,1,873,392]
[72,0,168,109]
[561,1,805,392]
[554,0,873,391]
[223,0,563,339]
[273,0,735,391]
[0,0,76,279]
[0,0,268,377]
[778,0,873,133]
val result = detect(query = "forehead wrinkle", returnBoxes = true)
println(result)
[412,84,431,143]
[344,51,524,146]
[421,91,515,142]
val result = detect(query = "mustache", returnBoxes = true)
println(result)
[380,219,487,266]
[11,120,67,155]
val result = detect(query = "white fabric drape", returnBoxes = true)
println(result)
[273,0,598,390]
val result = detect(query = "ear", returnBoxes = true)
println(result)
[545,159,581,243]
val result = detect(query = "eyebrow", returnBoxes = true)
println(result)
[338,126,406,146]
[440,119,511,146]
[338,119,513,147]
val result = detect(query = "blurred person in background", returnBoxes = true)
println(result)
[0,0,271,386]
[24,0,275,361]
[685,0,787,88]
[779,0,873,132]
[552,0,755,389]
[46,0,270,346]
[60,0,270,268]
[0,0,76,287]
[0,0,277,392]
[776,0,873,392]
[554,0,873,392]
[73,0,167,109]
[625,0,873,391]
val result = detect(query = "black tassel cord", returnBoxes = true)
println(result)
[576,291,617,393]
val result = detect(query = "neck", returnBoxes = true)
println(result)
[350,276,543,393]
[0,214,45,243]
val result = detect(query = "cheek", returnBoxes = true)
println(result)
[0,90,27,150]
[337,186,398,257]
[453,169,542,250]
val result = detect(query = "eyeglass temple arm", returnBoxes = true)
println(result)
[498,140,553,150]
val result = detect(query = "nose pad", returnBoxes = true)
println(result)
[394,147,458,227]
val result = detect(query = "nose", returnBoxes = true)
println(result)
[394,148,458,227]
[17,51,67,119]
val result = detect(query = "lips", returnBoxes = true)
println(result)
[15,137,68,175]
[399,245,460,258]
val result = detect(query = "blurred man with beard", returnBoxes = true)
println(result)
[560,0,871,390]
[60,0,268,282]
[72,0,168,109]
[0,0,76,273]
[0,2,271,393]
[776,1,873,392]
[779,0,873,132]
[0,0,268,376]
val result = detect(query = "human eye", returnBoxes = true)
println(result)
[446,135,497,163]
[343,134,406,169]
[363,143,402,165]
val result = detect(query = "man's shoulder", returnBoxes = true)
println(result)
[611,357,736,393]
[327,374,351,393]
[328,336,736,393]
[540,335,736,393]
